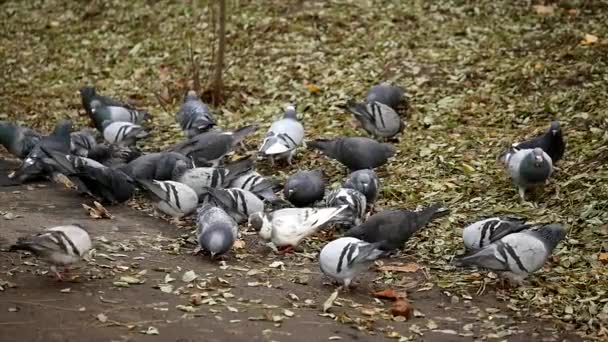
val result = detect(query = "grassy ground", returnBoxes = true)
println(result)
[1,0,607,339]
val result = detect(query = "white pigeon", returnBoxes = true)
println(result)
[9,224,92,281]
[196,204,238,258]
[205,188,265,224]
[453,224,566,284]
[136,179,198,218]
[248,205,347,251]
[319,237,384,288]
[258,104,304,165]
[463,217,530,250]
[101,120,148,146]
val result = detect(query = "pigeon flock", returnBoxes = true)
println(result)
[0,82,567,289]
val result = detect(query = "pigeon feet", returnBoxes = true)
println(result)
[277,245,295,254]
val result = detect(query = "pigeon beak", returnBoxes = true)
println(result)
[362,182,369,192]
[551,129,558,135]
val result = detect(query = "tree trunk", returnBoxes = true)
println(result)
[212,0,226,105]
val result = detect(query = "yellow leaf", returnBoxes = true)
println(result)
[581,33,599,45]
[598,253,608,263]
[532,5,554,16]
[306,84,321,93]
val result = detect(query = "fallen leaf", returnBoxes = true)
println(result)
[83,201,112,219]
[119,276,144,284]
[390,299,413,320]
[159,284,174,293]
[581,33,599,45]
[141,326,159,335]
[176,305,197,313]
[3,213,15,220]
[598,253,608,263]
[283,309,294,317]
[182,270,198,283]
[269,261,284,268]
[323,289,339,312]
[306,84,321,93]
[532,5,554,16]
[96,313,108,323]
[233,239,246,249]
[378,263,420,273]
[374,288,407,301]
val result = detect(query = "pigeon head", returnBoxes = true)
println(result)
[9,157,45,182]
[0,121,16,147]
[533,224,566,251]
[344,169,378,202]
[79,86,96,101]
[248,212,265,232]
[549,121,561,136]
[518,148,552,183]
[283,104,297,120]
[198,226,234,257]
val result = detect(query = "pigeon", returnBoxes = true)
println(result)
[366,83,406,111]
[229,171,282,203]
[507,121,565,163]
[204,187,265,224]
[452,224,566,284]
[344,203,449,251]
[172,157,254,197]
[0,121,42,159]
[136,179,198,218]
[343,169,380,207]
[9,120,72,182]
[248,205,348,252]
[308,137,396,171]
[463,217,530,250]
[319,237,384,288]
[506,147,553,200]
[87,143,142,168]
[70,129,97,157]
[9,224,92,281]
[177,90,215,138]
[284,169,325,207]
[101,120,148,146]
[168,124,258,166]
[80,86,148,130]
[258,104,304,165]
[325,188,367,227]
[196,204,238,258]
[48,152,135,203]
[120,152,192,180]
[346,99,403,139]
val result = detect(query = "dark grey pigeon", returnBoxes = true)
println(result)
[229,170,283,204]
[80,86,148,131]
[452,224,566,285]
[308,137,396,171]
[204,187,264,224]
[284,169,325,207]
[506,121,565,163]
[346,99,403,139]
[70,128,97,157]
[344,203,449,251]
[177,90,215,138]
[506,147,553,200]
[366,83,406,111]
[462,217,530,250]
[325,187,367,227]
[87,143,142,168]
[168,124,258,166]
[196,204,238,258]
[0,121,42,159]
[171,157,253,197]
[47,152,135,204]
[120,152,192,180]
[343,169,380,207]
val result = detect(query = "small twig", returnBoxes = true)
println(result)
[101,319,165,328]
[0,321,37,325]
[2,300,83,312]
[153,91,171,116]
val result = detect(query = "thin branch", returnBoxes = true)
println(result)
[153,91,171,116]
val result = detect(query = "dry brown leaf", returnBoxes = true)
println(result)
[598,253,608,263]
[378,263,420,273]
[374,288,407,301]
[83,201,112,219]
[233,239,246,249]
[532,5,554,16]
[581,34,599,45]
[390,299,413,320]
[323,289,339,312]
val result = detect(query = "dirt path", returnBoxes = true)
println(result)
[0,158,579,342]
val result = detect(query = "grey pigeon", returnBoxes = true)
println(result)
[168,124,258,166]
[101,120,148,146]
[204,187,264,224]
[308,137,396,171]
[504,121,565,163]
[366,83,406,111]
[70,129,97,157]
[258,104,304,165]
[9,120,72,182]
[9,224,92,281]
[136,179,198,218]
[284,169,325,207]
[0,121,42,159]
[343,169,380,207]
[463,217,530,250]
[319,237,384,288]
[506,147,553,200]
[80,86,148,130]
[344,203,449,251]
[229,170,283,203]
[249,205,348,252]
[325,188,367,227]
[452,224,566,284]
[120,152,192,180]
[172,157,253,197]
[346,99,403,139]
[196,204,238,258]
[48,152,135,204]
[87,143,142,168]
[177,90,215,138]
